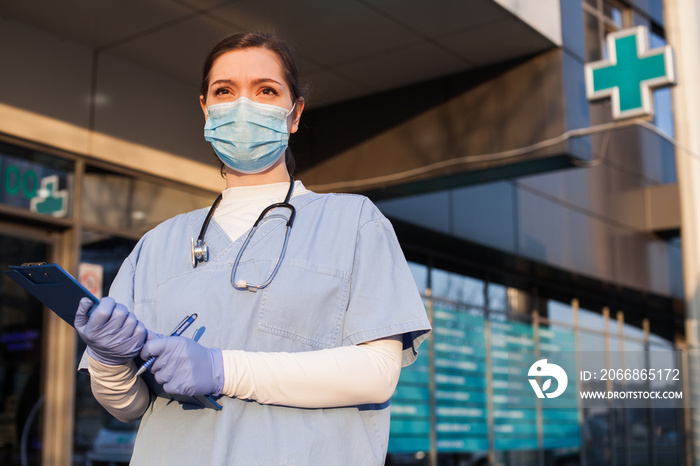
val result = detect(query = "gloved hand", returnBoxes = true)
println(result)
[75,297,147,366]
[140,331,224,397]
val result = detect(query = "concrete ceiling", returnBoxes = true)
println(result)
[0,0,555,108]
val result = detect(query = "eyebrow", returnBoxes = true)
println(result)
[209,78,284,88]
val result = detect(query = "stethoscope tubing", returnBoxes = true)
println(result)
[193,175,296,293]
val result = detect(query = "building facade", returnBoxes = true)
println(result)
[0,0,693,465]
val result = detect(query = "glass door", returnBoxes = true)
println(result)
[0,224,53,466]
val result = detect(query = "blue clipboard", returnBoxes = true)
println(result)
[3,262,223,411]
[3,263,98,326]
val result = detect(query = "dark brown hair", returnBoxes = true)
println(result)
[201,32,306,176]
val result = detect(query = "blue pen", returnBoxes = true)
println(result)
[135,313,198,376]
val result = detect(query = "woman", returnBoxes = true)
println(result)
[75,32,430,465]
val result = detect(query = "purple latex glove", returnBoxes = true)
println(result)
[140,331,224,397]
[75,297,147,366]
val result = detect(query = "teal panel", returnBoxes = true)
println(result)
[433,308,486,327]
[435,374,487,388]
[434,390,487,404]
[388,436,430,453]
[543,436,581,449]
[437,422,490,435]
[437,437,489,452]
[541,410,580,421]
[494,437,539,451]
[436,406,486,419]
[390,420,431,435]
[493,424,538,435]
[542,423,580,437]
[391,403,430,418]
[394,385,430,401]
[399,368,429,384]
[493,409,537,420]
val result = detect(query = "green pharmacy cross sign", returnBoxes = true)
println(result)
[585,26,676,120]
[30,175,67,217]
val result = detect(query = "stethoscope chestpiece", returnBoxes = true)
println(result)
[191,237,209,268]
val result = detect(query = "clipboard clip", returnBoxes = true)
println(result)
[21,262,47,266]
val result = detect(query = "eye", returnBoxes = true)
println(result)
[260,87,279,96]
[213,87,230,96]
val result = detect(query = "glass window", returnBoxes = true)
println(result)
[578,308,606,333]
[487,283,507,311]
[431,269,484,307]
[82,165,213,234]
[650,31,675,139]
[603,1,624,28]
[73,233,138,465]
[547,299,574,327]
[0,234,49,465]
[584,11,603,62]
[408,261,428,294]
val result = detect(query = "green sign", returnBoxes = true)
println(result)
[0,150,71,218]
[389,307,580,455]
[585,26,675,119]
[30,175,67,217]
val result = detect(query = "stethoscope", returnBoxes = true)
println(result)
[191,176,296,292]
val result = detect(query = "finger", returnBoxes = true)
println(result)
[87,297,117,328]
[134,322,148,346]
[145,330,164,342]
[154,370,171,386]
[150,351,170,373]
[140,333,167,360]
[74,298,95,328]
[164,381,190,397]
[103,304,130,333]
[119,312,139,337]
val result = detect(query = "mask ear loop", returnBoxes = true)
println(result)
[286,102,297,117]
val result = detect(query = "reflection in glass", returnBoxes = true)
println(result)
[603,1,624,28]
[648,346,682,465]
[0,235,48,465]
[82,166,213,234]
[584,11,602,62]
[73,234,138,466]
[547,300,574,330]
[650,31,676,140]
[408,262,428,294]
[390,265,682,465]
[487,283,507,311]
[431,269,484,307]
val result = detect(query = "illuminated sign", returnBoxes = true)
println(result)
[0,151,71,218]
[388,308,580,454]
[585,26,675,119]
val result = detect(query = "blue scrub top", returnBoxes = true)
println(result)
[92,191,430,465]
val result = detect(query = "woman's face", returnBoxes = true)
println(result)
[200,47,303,134]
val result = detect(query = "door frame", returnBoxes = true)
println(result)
[0,220,77,466]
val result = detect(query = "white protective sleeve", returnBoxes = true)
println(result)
[88,336,402,415]
[87,356,150,423]
[221,336,403,407]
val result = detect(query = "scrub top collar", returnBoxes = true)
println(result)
[186,189,320,268]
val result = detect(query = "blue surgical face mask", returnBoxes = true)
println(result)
[204,97,295,174]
